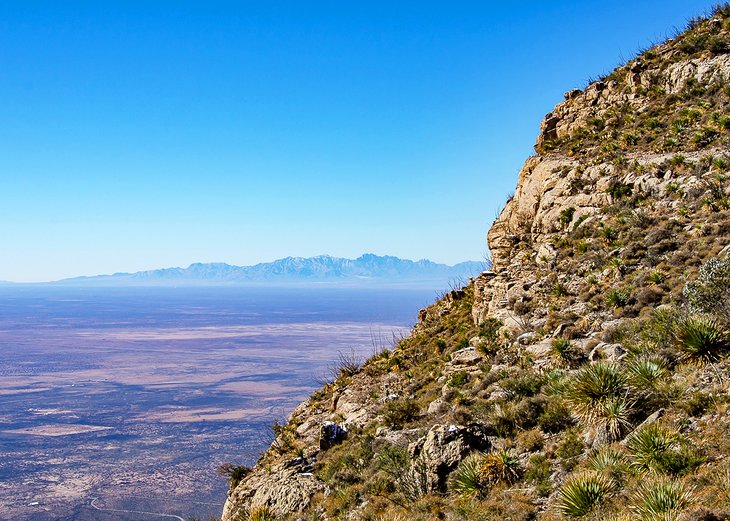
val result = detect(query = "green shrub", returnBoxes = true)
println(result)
[678,391,713,417]
[382,398,419,428]
[607,181,632,199]
[524,454,552,497]
[556,430,585,471]
[683,256,730,315]
[376,445,428,502]
[557,473,615,517]
[692,127,720,147]
[626,355,667,390]
[537,397,574,433]
[335,349,362,378]
[517,428,545,452]
[479,317,503,340]
[589,448,628,487]
[449,371,469,388]
[588,117,605,131]
[552,282,568,297]
[575,240,590,254]
[673,315,730,365]
[230,465,251,488]
[626,423,676,473]
[500,372,544,398]
[605,289,630,308]
[647,271,667,284]
[631,479,693,521]
[218,463,252,489]
[601,227,619,244]
[560,207,576,227]
[595,395,634,441]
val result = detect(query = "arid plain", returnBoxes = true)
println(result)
[0,287,424,520]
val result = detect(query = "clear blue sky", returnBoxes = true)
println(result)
[0,0,713,282]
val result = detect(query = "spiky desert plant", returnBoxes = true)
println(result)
[450,452,485,498]
[557,473,615,517]
[673,315,730,365]
[481,448,521,485]
[248,505,278,521]
[626,355,667,390]
[565,363,628,425]
[596,395,634,442]
[631,479,693,521]
[590,448,627,472]
[552,338,578,366]
[589,448,629,487]
[626,423,681,474]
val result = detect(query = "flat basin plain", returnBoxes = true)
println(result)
[0,286,432,520]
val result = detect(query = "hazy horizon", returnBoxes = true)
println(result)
[1,252,484,285]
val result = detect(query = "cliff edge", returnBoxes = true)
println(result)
[221,7,730,520]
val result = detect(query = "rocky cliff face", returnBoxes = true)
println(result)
[221,8,730,521]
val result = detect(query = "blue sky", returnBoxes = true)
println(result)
[0,0,714,282]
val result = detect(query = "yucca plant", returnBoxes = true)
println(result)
[449,452,485,498]
[589,448,629,487]
[544,369,572,396]
[626,355,667,390]
[589,448,627,472]
[481,448,522,485]
[248,505,278,521]
[631,479,693,521]
[605,289,629,308]
[596,395,634,442]
[552,338,578,366]
[565,363,629,425]
[647,271,667,285]
[626,423,681,474]
[673,315,730,365]
[557,473,615,517]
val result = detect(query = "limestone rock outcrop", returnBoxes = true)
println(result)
[408,424,492,492]
[221,456,328,520]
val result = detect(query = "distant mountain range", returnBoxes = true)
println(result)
[41,254,487,287]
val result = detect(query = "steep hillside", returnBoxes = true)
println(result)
[219,7,730,521]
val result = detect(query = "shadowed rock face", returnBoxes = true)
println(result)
[221,11,730,520]
[408,424,492,492]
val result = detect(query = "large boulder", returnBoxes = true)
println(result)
[221,457,328,520]
[443,347,485,376]
[408,424,491,492]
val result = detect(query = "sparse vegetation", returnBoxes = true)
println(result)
[222,7,730,520]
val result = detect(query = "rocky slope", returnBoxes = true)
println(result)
[220,7,730,521]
